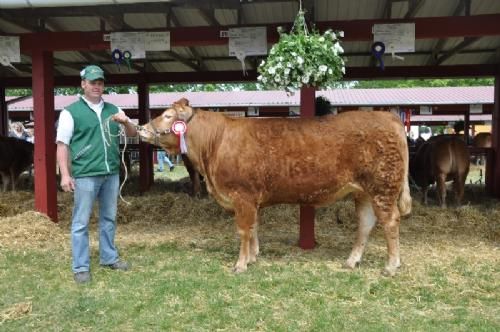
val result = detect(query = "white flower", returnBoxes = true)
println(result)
[319,65,328,72]
[301,75,310,84]
[284,68,291,75]
[297,56,304,64]
[341,66,345,74]
[287,62,293,68]
[334,43,344,54]
[338,31,344,37]
[268,67,276,74]
[319,36,325,42]
[328,68,333,74]
[292,52,297,57]
[257,75,262,81]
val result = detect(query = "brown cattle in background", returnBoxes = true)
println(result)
[138,98,412,276]
[0,136,34,191]
[472,132,492,166]
[410,135,470,208]
[473,132,492,148]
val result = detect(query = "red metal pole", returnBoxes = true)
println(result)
[138,79,153,192]
[32,49,58,222]
[299,86,316,249]
[488,75,500,197]
[0,84,7,136]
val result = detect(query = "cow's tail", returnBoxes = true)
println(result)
[398,142,412,217]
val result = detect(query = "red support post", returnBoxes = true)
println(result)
[138,79,153,192]
[299,86,316,249]
[0,84,7,136]
[32,49,58,222]
[488,75,500,197]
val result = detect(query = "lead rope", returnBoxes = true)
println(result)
[103,115,132,205]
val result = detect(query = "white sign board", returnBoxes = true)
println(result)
[145,31,170,51]
[110,32,145,59]
[420,105,432,115]
[469,104,483,114]
[0,36,21,63]
[228,27,267,56]
[373,23,415,53]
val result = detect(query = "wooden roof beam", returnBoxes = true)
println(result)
[198,7,220,27]
[169,9,207,71]
[2,65,499,88]
[435,37,481,65]
[404,0,425,19]
[428,0,470,65]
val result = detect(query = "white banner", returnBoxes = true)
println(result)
[373,23,415,53]
[0,36,21,63]
[145,31,170,51]
[110,32,145,59]
[228,27,267,56]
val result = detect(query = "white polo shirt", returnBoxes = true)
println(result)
[56,96,124,145]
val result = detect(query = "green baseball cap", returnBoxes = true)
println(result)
[80,65,105,81]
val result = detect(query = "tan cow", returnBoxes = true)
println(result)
[138,98,412,276]
[410,135,470,208]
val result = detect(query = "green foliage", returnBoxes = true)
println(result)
[353,78,494,89]
[257,10,345,92]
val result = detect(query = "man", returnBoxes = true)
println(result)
[56,65,137,284]
[156,149,175,172]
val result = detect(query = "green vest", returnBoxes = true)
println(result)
[66,97,121,177]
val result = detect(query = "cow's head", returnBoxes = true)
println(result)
[137,98,194,153]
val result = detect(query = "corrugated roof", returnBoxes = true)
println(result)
[1,0,499,78]
[6,86,494,111]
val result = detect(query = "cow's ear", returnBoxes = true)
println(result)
[177,105,193,122]
[175,98,189,106]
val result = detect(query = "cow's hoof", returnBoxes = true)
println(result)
[232,265,247,274]
[342,259,360,270]
[381,267,397,277]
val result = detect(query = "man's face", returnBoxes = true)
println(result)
[81,79,104,100]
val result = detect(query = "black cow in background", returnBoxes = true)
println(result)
[0,136,34,191]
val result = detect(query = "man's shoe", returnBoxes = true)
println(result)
[169,165,175,172]
[74,271,91,284]
[103,260,129,271]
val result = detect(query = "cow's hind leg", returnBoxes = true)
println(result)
[452,174,466,206]
[374,203,401,276]
[344,194,377,269]
[436,173,447,208]
[233,198,259,273]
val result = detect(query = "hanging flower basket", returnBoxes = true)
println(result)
[257,9,345,93]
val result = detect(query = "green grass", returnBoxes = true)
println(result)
[1,165,498,331]
[1,241,498,331]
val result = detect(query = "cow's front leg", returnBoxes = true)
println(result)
[344,194,377,269]
[233,198,259,273]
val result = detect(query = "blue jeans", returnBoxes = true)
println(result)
[157,150,174,171]
[71,174,120,273]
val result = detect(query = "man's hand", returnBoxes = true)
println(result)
[60,174,75,192]
[112,113,131,125]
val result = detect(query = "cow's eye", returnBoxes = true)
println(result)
[163,114,172,119]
